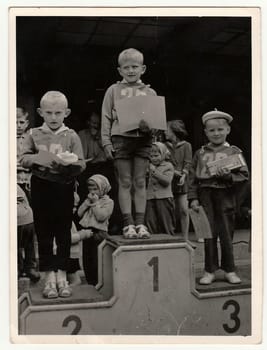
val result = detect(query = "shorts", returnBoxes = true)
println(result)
[112,135,152,160]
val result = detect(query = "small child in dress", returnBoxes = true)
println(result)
[77,175,114,285]
[188,110,249,285]
[165,120,192,240]
[17,184,40,282]
[145,142,175,235]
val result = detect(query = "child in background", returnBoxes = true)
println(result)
[145,142,175,235]
[17,185,40,282]
[78,175,114,285]
[66,191,93,286]
[165,120,192,240]
[188,110,249,285]
[101,48,157,239]
[20,91,86,298]
[17,107,32,199]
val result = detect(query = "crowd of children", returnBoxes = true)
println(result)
[16,48,250,299]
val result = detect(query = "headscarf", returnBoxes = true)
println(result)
[152,142,170,162]
[87,174,111,197]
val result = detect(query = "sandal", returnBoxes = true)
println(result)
[136,224,151,239]
[57,280,72,298]
[43,281,58,299]
[123,225,138,239]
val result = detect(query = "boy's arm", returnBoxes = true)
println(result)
[20,133,39,168]
[150,163,174,187]
[91,198,114,222]
[101,86,114,149]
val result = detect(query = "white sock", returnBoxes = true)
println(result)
[45,271,56,283]
[57,269,67,283]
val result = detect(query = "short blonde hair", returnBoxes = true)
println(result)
[40,91,68,108]
[118,48,144,66]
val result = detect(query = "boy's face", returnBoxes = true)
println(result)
[118,59,146,84]
[150,148,162,166]
[16,109,29,136]
[37,99,70,131]
[204,118,230,146]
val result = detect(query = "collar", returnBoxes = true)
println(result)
[119,79,143,84]
[40,123,69,135]
[201,142,230,153]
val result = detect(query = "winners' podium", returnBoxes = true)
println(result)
[18,234,251,335]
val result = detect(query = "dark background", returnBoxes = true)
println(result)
[16,16,251,166]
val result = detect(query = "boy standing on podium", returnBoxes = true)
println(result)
[188,110,249,285]
[101,48,157,239]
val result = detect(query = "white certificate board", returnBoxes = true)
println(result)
[115,95,167,132]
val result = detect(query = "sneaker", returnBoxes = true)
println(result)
[43,281,58,299]
[57,280,72,298]
[197,238,204,243]
[123,225,138,239]
[136,224,151,239]
[199,271,215,285]
[225,272,241,284]
[25,268,41,283]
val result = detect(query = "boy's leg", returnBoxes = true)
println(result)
[214,189,236,273]
[199,188,219,273]
[114,158,134,225]
[133,156,149,222]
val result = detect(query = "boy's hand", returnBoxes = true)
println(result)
[104,144,114,160]
[190,199,200,212]
[216,167,232,180]
[174,169,183,178]
[139,119,151,134]
[79,229,93,240]
[87,192,99,203]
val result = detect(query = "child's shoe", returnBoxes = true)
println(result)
[136,224,151,239]
[123,225,138,239]
[199,271,215,285]
[57,280,72,298]
[25,268,41,283]
[43,281,58,299]
[224,272,241,284]
[67,272,82,286]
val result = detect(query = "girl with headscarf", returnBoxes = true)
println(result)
[145,142,175,235]
[77,174,114,285]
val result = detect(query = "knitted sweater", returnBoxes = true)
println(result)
[147,161,174,200]
[101,80,157,147]
[188,142,249,200]
[20,123,86,184]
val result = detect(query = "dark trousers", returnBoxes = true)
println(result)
[17,223,37,275]
[31,176,74,272]
[199,187,236,273]
[82,230,108,285]
[145,198,176,235]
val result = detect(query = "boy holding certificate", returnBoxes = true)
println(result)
[101,48,164,238]
[188,110,249,285]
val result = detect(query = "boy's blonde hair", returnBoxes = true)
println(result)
[40,91,68,108]
[118,48,144,66]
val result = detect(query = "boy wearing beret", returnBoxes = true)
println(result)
[188,110,249,284]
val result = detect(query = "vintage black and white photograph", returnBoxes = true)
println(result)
[9,6,262,343]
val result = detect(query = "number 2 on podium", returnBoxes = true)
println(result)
[148,256,159,292]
